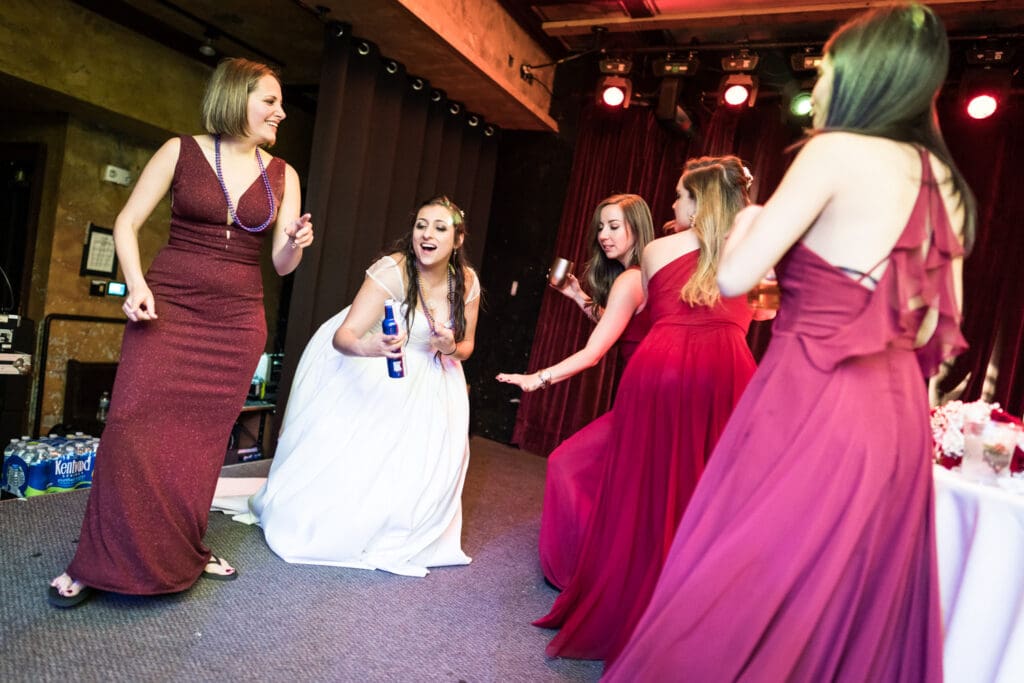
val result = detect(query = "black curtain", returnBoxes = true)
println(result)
[275,26,499,436]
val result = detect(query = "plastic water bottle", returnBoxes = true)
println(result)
[382,299,405,379]
[97,391,110,423]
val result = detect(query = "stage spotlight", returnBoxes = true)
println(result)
[720,74,758,108]
[960,68,1010,120]
[384,60,398,75]
[597,75,633,108]
[483,125,496,137]
[410,77,425,91]
[448,102,462,115]
[966,94,998,120]
[356,41,371,56]
[467,115,480,127]
[430,89,444,103]
[790,91,813,117]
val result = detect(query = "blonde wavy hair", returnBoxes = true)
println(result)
[678,156,752,307]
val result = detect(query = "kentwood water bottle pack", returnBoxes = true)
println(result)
[2,434,97,498]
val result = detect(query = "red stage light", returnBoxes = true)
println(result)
[602,85,626,107]
[596,75,632,108]
[966,94,998,120]
[723,84,751,107]
[719,74,758,108]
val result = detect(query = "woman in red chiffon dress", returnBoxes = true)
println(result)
[497,194,656,590]
[535,156,759,660]
[606,5,974,680]
[49,59,314,607]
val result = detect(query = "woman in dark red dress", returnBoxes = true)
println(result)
[496,194,656,590]
[534,156,758,660]
[607,5,974,680]
[48,58,314,607]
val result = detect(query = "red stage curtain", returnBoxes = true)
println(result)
[511,103,693,456]
[938,95,1024,414]
[514,93,1024,457]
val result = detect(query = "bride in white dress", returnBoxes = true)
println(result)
[237,197,479,577]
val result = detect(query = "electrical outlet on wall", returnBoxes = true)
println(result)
[102,164,132,186]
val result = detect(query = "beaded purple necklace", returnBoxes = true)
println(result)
[416,265,455,333]
[214,134,275,232]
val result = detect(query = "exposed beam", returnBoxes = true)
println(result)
[322,0,558,132]
[542,0,995,36]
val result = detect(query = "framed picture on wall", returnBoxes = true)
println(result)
[80,223,118,278]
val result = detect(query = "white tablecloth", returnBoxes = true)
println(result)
[935,465,1024,683]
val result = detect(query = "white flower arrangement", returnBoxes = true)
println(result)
[930,399,998,462]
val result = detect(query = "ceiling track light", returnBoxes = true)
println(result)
[198,28,219,57]
[653,52,699,77]
[722,50,759,73]
[599,57,632,75]
[790,49,823,72]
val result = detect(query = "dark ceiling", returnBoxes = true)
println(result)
[59,0,1024,127]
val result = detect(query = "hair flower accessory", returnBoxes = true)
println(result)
[741,165,754,190]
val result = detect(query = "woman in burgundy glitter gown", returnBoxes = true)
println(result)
[496,194,656,590]
[48,58,314,607]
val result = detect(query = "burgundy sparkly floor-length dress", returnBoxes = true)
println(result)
[535,250,755,660]
[538,303,651,590]
[604,150,964,681]
[67,136,283,594]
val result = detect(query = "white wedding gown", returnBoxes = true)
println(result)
[217,256,477,577]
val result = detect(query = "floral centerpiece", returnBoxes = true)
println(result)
[931,399,1024,473]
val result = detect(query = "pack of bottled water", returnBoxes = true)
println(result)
[1,433,98,498]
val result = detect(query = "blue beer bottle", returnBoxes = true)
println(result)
[382,299,405,378]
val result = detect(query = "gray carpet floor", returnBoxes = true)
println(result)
[0,437,602,682]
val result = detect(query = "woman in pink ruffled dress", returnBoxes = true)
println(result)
[606,4,974,680]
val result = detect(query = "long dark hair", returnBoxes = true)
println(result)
[820,3,977,250]
[678,156,752,307]
[387,196,471,342]
[582,194,655,309]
